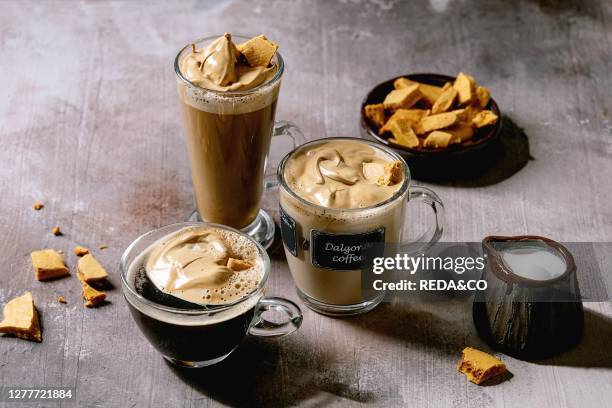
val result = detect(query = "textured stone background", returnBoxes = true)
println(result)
[0,0,611,407]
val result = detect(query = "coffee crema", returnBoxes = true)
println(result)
[142,227,263,305]
[283,140,404,209]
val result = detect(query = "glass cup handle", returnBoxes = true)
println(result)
[264,121,306,189]
[403,186,445,255]
[248,296,303,338]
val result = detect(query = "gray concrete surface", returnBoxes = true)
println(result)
[0,0,611,407]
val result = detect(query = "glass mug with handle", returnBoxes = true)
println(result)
[277,137,445,316]
[174,35,304,249]
[121,222,303,368]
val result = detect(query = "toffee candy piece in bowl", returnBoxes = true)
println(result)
[360,73,502,181]
[473,236,584,360]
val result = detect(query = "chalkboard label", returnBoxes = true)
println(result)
[279,205,298,257]
[310,227,385,270]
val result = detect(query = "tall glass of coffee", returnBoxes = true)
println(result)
[174,34,303,249]
[120,222,302,368]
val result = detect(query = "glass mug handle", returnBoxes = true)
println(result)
[403,186,445,254]
[248,296,303,338]
[264,121,306,189]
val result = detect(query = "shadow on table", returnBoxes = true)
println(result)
[527,0,599,19]
[352,303,612,370]
[267,223,287,260]
[167,334,377,406]
[532,309,612,368]
[342,300,475,355]
[480,370,514,386]
[410,116,533,187]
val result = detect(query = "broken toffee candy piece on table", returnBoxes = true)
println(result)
[77,254,109,284]
[457,347,507,385]
[77,273,107,308]
[82,283,106,308]
[0,292,42,342]
[75,255,108,307]
[31,249,70,281]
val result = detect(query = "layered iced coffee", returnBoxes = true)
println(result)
[175,34,281,229]
[279,139,409,310]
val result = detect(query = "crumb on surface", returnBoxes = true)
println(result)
[33,202,44,210]
[74,246,89,257]
[57,296,67,304]
[98,244,108,250]
[51,226,62,236]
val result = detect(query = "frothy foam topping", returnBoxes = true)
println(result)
[179,33,278,92]
[283,140,404,209]
[145,226,263,305]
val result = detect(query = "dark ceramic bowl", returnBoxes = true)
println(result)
[360,73,502,165]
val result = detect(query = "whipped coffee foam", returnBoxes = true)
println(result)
[179,33,277,92]
[142,226,263,305]
[283,140,404,209]
[177,33,281,115]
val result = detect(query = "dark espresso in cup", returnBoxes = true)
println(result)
[122,223,303,367]
[124,225,265,365]
[127,263,259,364]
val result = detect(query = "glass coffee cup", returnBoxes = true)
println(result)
[174,35,304,249]
[277,137,445,316]
[120,222,303,368]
